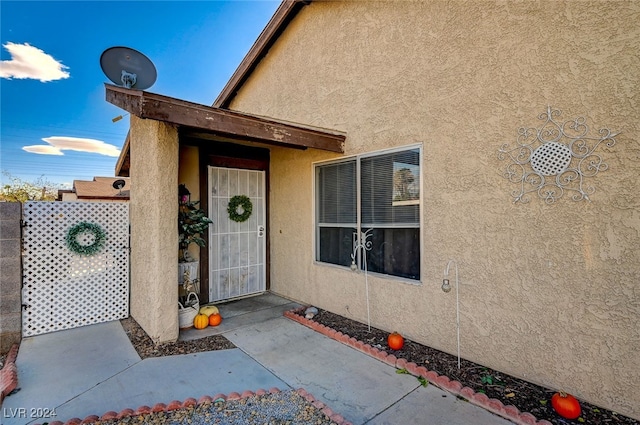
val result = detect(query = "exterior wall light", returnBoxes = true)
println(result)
[179,184,190,204]
[443,259,460,369]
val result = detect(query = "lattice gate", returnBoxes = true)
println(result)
[22,202,129,336]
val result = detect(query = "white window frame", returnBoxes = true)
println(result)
[313,143,423,284]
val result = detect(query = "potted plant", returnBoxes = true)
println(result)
[178,185,212,286]
[177,185,212,328]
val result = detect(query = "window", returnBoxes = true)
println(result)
[315,146,421,280]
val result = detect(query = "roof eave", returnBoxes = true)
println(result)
[115,131,130,177]
[106,84,344,152]
[106,81,345,178]
[213,0,311,108]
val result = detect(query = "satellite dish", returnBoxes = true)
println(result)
[112,179,126,195]
[100,46,157,90]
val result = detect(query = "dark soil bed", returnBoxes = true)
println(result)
[120,317,236,359]
[299,308,638,425]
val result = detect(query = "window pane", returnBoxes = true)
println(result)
[316,160,356,266]
[316,160,356,225]
[318,227,357,266]
[361,149,420,226]
[362,227,420,280]
[315,147,421,280]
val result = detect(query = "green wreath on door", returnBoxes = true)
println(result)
[227,195,253,222]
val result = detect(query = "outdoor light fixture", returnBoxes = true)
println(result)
[179,184,190,204]
[441,278,451,292]
[443,259,461,369]
[111,113,129,123]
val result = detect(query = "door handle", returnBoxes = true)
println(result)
[258,225,265,237]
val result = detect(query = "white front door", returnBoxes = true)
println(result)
[208,166,266,302]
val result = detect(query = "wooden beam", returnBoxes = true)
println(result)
[105,84,345,153]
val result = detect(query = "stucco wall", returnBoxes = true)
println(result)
[61,192,78,201]
[178,145,202,263]
[227,1,640,418]
[130,116,179,344]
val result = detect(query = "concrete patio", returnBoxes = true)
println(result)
[2,293,514,425]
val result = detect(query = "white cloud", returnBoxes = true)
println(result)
[0,42,70,82]
[23,137,121,157]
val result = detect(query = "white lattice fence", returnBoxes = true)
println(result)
[22,202,129,336]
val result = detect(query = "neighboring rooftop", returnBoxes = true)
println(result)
[59,177,130,201]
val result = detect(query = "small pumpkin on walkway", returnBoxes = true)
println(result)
[199,305,219,317]
[193,313,209,330]
[208,313,223,327]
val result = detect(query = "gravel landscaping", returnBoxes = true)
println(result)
[81,390,339,425]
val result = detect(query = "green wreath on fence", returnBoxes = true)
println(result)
[65,222,106,256]
[227,195,253,222]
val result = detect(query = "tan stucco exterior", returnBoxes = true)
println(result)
[178,145,201,262]
[223,1,639,418]
[129,116,179,344]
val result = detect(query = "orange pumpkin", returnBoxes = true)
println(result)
[193,313,209,330]
[388,332,404,350]
[551,392,581,420]
[208,313,222,327]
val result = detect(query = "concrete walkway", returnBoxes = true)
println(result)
[2,293,513,425]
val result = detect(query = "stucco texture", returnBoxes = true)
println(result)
[178,145,202,263]
[129,116,179,344]
[227,0,640,419]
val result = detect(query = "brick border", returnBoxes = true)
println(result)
[284,307,553,425]
[0,343,19,405]
[34,388,352,425]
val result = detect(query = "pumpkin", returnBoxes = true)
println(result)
[551,392,581,420]
[199,305,219,317]
[193,313,209,330]
[388,332,404,350]
[208,313,223,327]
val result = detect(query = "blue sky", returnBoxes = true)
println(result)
[1,1,280,188]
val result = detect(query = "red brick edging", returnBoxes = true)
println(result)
[32,388,352,425]
[0,343,19,405]
[284,307,553,425]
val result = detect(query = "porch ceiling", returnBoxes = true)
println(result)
[105,84,345,176]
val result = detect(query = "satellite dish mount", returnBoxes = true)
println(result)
[121,70,137,89]
[100,46,156,90]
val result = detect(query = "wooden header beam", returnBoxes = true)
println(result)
[105,84,345,153]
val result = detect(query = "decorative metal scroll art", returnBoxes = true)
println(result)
[498,107,619,204]
[351,228,373,268]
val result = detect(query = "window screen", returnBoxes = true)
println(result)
[315,147,420,280]
[316,160,356,267]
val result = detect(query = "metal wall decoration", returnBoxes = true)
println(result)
[498,106,619,203]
